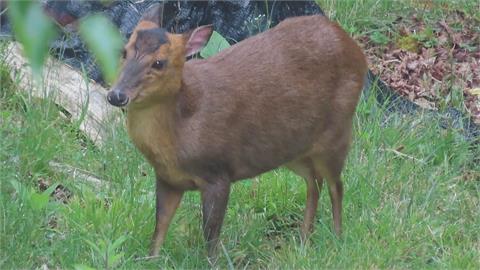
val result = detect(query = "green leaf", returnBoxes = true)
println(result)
[29,192,49,211]
[414,27,438,48]
[8,1,57,78]
[9,179,28,203]
[9,179,23,196]
[74,264,97,270]
[84,238,103,255]
[200,31,230,58]
[79,15,123,84]
[110,235,128,251]
[43,183,59,196]
[369,31,390,45]
[108,252,124,268]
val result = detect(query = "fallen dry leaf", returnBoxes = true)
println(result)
[358,12,480,124]
[469,88,480,96]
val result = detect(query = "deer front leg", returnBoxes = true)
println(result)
[149,179,183,257]
[200,180,231,258]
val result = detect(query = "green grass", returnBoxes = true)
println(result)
[2,1,480,268]
[318,0,480,35]
[1,53,479,269]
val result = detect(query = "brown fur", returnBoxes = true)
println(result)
[109,8,368,258]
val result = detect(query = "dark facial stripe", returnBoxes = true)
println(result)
[117,59,146,92]
[135,28,169,55]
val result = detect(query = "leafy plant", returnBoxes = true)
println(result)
[7,0,123,84]
[83,235,128,269]
[369,31,390,45]
[9,180,59,212]
[200,31,231,58]
[7,1,57,78]
[414,26,438,48]
[78,15,123,84]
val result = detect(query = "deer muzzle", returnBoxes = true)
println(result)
[107,89,130,107]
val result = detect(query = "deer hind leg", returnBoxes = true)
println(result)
[286,158,324,241]
[200,180,231,258]
[314,154,346,236]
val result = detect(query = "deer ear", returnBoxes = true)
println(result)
[140,3,164,26]
[184,25,213,57]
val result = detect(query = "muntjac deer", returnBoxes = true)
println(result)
[107,4,367,258]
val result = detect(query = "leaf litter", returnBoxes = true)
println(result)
[358,10,480,124]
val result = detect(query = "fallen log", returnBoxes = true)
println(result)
[4,42,120,146]
[48,161,105,189]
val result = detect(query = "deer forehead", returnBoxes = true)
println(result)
[136,28,168,53]
[127,21,170,55]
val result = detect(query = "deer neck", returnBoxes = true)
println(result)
[126,98,178,174]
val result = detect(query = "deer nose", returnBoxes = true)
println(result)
[107,90,129,107]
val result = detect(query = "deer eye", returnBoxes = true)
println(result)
[152,60,167,70]
[122,49,127,59]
